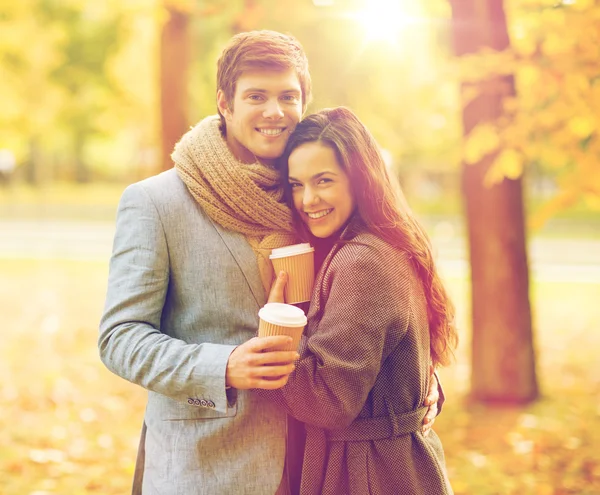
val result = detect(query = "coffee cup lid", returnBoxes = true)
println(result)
[258,303,307,327]
[269,243,314,259]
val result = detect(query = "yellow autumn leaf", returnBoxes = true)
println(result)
[463,123,501,165]
[584,193,600,210]
[517,65,539,88]
[541,34,571,56]
[512,36,537,57]
[495,148,524,179]
[483,164,505,188]
[567,116,595,139]
[540,148,570,169]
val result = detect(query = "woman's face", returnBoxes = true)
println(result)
[287,141,356,238]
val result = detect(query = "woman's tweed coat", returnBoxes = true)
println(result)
[259,222,453,495]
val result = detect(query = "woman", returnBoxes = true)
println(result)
[259,107,458,495]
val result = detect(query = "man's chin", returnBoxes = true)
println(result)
[254,147,285,163]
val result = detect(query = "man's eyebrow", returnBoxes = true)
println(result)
[242,88,301,94]
[242,88,268,94]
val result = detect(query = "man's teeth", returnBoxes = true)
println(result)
[258,128,284,136]
[306,209,332,219]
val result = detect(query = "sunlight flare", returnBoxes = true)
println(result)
[354,0,415,45]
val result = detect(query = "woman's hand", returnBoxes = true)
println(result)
[422,364,440,436]
[267,271,288,304]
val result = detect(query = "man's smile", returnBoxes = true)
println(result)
[256,127,285,136]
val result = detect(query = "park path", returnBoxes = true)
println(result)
[0,219,599,283]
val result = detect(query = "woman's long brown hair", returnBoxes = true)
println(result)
[279,107,458,366]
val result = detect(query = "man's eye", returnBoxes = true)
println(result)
[248,94,263,101]
[282,95,300,102]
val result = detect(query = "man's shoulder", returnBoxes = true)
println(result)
[129,168,182,194]
[119,168,201,222]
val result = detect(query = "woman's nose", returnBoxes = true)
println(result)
[303,187,319,207]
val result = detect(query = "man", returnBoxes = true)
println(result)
[99,30,440,495]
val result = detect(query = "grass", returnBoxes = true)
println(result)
[1,259,599,494]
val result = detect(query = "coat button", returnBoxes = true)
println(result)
[200,399,208,407]
[207,400,215,408]
[194,399,201,406]
[188,398,194,405]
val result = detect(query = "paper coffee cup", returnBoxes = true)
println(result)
[270,243,315,304]
[258,302,307,352]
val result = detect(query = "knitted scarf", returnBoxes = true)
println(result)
[172,115,297,295]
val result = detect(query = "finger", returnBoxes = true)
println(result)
[422,417,435,435]
[424,404,438,424]
[248,335,293,351]
[267,271,288,304]
[254,363,296,377]
[254,350,299,366]
[425,373,439,405]
[424,387,439,406]
[253,375,290,390]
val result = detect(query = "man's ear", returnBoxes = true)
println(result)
[216,90,231,120]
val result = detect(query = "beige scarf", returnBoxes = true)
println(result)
[172,115,297,294]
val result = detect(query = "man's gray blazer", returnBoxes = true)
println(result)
[99,169,287,494]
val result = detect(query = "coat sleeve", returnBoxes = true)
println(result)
[257,244,411,429]
[98,183,236,413]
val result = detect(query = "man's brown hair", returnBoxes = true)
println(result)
[216,30,312,129]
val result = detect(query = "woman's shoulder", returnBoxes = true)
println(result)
[332,231,411,275]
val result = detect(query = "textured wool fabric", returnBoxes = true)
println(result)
[172,115,297,292]
[257,218,453,494]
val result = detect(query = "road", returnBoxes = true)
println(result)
[0,219,599,283]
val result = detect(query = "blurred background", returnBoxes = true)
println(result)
[0,0,599,494]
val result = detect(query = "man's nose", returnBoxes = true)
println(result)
[263,99,284,119]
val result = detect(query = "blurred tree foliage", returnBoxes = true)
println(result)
[457,0,600,223]
[0,0,599,220]
[0,0,158,182]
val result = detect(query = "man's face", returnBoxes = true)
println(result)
[217,68,303,166]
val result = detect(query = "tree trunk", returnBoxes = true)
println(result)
[450,0,538,403]
[159,6,190,172]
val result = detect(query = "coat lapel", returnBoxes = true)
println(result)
[308,215,365,320]
[207,217,266,309]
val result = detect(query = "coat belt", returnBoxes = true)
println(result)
[326,405,428,442]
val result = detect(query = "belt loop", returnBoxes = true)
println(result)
[384,397,399,439]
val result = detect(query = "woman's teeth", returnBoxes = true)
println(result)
[306,209,332,219]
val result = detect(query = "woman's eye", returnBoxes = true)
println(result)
[318,178,332,185]
[289,182,302,189]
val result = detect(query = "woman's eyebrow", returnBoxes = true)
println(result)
[288,171,338,182]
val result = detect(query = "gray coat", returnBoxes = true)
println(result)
[99,169,288,494]
[258,222,453,495]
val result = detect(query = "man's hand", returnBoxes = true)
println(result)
[267,271,287,304]
[226,336,299,390]
[422,364,440,436]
